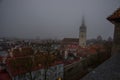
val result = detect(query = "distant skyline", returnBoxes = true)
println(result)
[0,0,120,40]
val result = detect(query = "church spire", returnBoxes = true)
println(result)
[82,16,85,26]
[79,16,87,48]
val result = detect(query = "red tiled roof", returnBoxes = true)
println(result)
[0,56,3,62]
[77,53,87,57]
[77,46,98,57]
[9,47,34,57]
[64,58,80,65]
[62,38,79,44]
[64,44,78,50]
[0,70,11,80]
[51,61,63,66]
[6,56,36,76]
[88,48,97,55]
[63,38,79,42]
[6,55,63,77]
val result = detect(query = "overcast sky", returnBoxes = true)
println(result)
[0,0,120,39]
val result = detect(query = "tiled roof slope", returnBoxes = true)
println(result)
[61,38,79,45]
[81,53,120,80]
[62,38,79,43]
[0,70,11,80]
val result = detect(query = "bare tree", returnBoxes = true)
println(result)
[40,41,56,80]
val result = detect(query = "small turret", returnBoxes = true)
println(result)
[107,7,120,54]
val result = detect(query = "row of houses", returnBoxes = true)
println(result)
[0,47,64,80]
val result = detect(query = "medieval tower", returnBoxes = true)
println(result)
[79,16,87,47]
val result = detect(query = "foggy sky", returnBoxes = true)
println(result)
[0,0,120,39]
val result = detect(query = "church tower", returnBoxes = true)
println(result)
[79,16,87,47]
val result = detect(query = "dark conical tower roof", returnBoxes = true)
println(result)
[80,16,86,31]
[81,16,85,27]
[107,7,120,23]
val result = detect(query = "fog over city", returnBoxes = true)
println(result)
[0,0,120,39]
